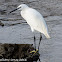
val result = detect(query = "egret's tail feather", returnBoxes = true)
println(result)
[45,33,51,39]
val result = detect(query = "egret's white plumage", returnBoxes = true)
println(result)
[17,4,50,38]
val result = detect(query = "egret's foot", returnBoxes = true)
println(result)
[27,49,40,62]
[30,49,38,54]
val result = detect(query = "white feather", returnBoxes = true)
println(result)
[19,4,50,38]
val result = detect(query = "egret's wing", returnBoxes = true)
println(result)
[24,8,47,32]
[21,8,50,38]
[21,8,48,33]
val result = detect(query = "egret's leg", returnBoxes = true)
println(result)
[31,27,36,50]
[38,33,42,52]
[34,35,36,51]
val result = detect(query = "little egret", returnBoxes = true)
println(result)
[9,4,50,51]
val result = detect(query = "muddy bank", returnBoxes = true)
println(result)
[0,43,39,62]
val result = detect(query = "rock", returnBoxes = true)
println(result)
[0,21,4,27]
[0,9,7,15]
[0,44,39,62]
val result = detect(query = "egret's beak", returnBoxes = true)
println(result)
[9,7,20,14]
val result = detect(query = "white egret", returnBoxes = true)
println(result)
[9,4,50,51]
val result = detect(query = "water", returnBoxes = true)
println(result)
[0,16,62,62]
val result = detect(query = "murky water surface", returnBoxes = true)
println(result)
[0,16,62,62]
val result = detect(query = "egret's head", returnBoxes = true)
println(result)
[9,4,28,14]
[17,4,28,10]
